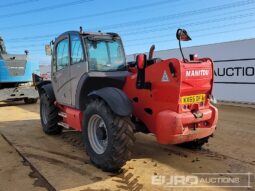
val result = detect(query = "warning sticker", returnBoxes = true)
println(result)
[161,70,170,82]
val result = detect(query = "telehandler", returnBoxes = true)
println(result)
[34,28,218,172]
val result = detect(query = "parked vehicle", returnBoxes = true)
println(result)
[0,36,39,103]
[34,28,218,172]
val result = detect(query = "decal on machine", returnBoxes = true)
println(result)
[186,69,209,77]
[161,70,170,82]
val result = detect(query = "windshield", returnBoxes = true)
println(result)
[86,39,126,71]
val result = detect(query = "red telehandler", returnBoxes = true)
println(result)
[33,28,218,172]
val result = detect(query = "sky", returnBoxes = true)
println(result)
[0,0,255,65]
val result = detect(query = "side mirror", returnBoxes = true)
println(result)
[176,29,191,41]
[176,29,191,62]
[45,44,52,56]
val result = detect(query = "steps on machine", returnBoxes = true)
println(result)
[58,112,67,118]
[58,112,69,129]
[57,122,69,129]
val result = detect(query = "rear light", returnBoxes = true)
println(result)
[189,54,198,61]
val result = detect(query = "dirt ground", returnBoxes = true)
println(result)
[0,102,254,191]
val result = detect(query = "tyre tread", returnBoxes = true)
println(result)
[84,99,135,172]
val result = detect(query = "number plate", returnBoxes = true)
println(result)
[181,94,206,104]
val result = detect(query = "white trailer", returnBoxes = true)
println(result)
[127,38,255,104]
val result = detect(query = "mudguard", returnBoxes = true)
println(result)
[40,83,55,101]
[32,73,52,96]
[88,87,133,117]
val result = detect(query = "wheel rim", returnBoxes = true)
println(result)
[88,114,108,154]
[41,102,48,125]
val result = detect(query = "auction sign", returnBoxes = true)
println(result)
[213,58,255,103]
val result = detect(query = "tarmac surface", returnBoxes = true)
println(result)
[0,101,254,191]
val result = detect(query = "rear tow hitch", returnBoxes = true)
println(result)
[193,110,203,119]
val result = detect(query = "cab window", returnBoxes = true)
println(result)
[71,34,84,64]
[86,39,125,71]
[56,38,69,70]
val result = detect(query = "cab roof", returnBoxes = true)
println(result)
[56,31,120,41]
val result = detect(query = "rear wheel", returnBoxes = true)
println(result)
[40,92,62,135]
[83,99,135,172]
[178,136,210,150]
[24,98,38,104]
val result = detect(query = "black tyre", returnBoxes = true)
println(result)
[24,98,38,104]
[178,136,210,150]
[83,99,135,172]
[40,92,62,135]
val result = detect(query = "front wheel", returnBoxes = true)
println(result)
[83,99,135,172]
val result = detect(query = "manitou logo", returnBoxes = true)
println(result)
[186,70,209,77]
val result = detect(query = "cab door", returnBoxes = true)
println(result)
[51,35,72,106]
[69,33,87,107]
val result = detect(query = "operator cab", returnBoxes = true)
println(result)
[50,31,127,73]
[46,30,130,109]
